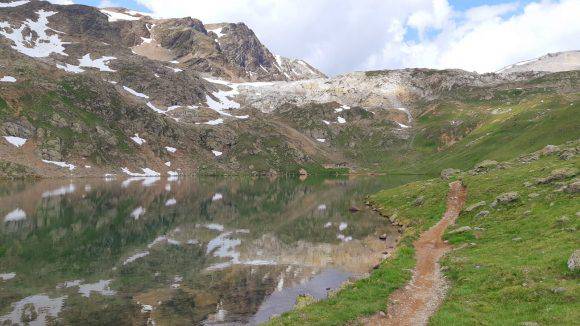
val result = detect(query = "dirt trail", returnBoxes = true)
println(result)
[364,180,467,326]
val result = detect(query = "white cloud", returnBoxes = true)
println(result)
[131,0,578,75]
[370,0,580,73]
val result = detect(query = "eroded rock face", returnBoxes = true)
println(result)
[491,192,519,207]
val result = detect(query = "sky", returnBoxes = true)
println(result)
[49,0,580,76]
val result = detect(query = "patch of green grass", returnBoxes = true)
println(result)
[268,179,448,325]
[431,153,579,325]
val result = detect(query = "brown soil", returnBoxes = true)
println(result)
[364,180,467,326]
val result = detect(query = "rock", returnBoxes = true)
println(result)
[541,144,559,156]
[449,226,472,234]
[564,179,580,193]
[440,168,460,180]
[379,234,388,240]
[559,148,577,160]
[379,311,386,317]
[491,192,519,207]
[21,302,38,323]
[556,216,570,224]
[512,237,522,241]
[1,118,36,138]
[298,168,308,176]
[551,287,566,293]
[471,160,498,174]
[528,192,540,198]
[535,167,578,184]
[518,153,540,163]
[349,206,360,212]
[475,210,490,218]
[520,322,539,326]
[413,196,425,206]
[465,201,486,212]
[567,249,580,271]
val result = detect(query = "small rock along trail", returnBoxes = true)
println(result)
[365,180,467,326]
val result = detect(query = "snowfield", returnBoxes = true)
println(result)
[0,10,68,58]
[3,136,26,147]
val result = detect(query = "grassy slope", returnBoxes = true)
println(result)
[268,180,449,325]
[404,92,579,175]
[432,154,579,325]
[270,143,578,325]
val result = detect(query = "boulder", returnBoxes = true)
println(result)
[475,210,490,218]
[440,168,460,180]
[471,160,498,174]
[568,249,580,271]
[449,226,472,234]
[465,201,486,212]
[535,167,577,184]
[413,196,425,206]
[564,179,580,193]
[491,192,519,207]
[541,144,559,156]
[298,168,308,176]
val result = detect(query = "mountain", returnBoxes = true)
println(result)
[497,50,580,74]
[0,1,578,179]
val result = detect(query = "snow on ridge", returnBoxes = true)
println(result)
[0,76,16,82]
[0,10,69,58]
[208,27,225,38]
[100,9,142,22]
[3,136,26,147]
[42,159,76,171]
[0,0,30,7]
[123,86,149,99]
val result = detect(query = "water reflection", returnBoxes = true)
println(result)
[0,175,418,325]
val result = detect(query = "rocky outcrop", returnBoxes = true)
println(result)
[497,51,580,74]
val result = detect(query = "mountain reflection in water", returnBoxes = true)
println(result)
[0,175,418,325]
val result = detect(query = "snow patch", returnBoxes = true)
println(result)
[78,54,116,72]
[338,222,348,231]
[165,198,177,206]
[100,9,142,22]
[130,206,145,220]
[337,117,346,124]
[212,150,223,157]
[4,208,26,222]
[3,136,26,147]
[130,133,145,145]
[0,0,29,7]
[0,272,16,280]
[122,167,160,177]
[0,10,69,58]
[78,280,116,297]
[212,193,223,201]
[316,138,326,143]
[123,86,149,99]
[209,27,225,38]
[123,251,149,265]
[204,118,224,125]
[0,294,66,326]
[56,63,84,73]
[0,76,16,82]
[165,146,176,153]
[42,159,76,170]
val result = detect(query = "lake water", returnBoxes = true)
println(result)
[0,175,418,325]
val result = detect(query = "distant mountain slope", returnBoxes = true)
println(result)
[497,50,580,74]
[0,1,578,178]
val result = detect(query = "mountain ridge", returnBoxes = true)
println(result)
[0,0,578,179]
